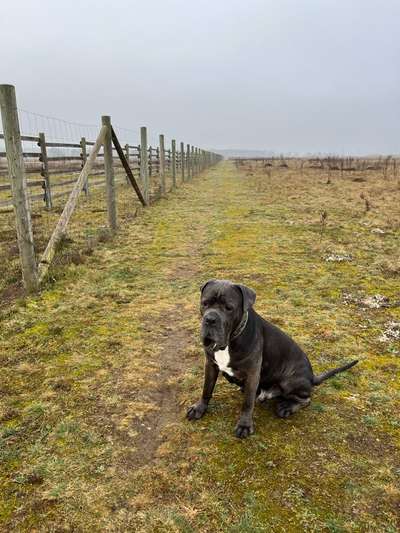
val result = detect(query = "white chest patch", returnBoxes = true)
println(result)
[214,347,234,376]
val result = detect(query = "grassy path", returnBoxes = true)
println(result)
[1,162,399,531]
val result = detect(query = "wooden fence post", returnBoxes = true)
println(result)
[171,139,176,188]
[191,146,195,178]
[102,115,117,230]
[38,132,52,208]
[140,126,149,203]
[124,143,130,184]
[186,144,191,180]
[80,137,89,195]
[180,142,185,182]
[156,146,159,174]
[159,134,166,194]
[148,146,153,178]
[0,84,38,292]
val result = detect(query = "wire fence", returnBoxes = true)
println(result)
[0,109,180,211]
[0,85,222,297]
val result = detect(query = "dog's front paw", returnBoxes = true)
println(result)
[234,420,254,439]
[187,401,208,421]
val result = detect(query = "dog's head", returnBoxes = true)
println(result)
[200,279,256,351]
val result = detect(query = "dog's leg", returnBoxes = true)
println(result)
[235,359,261,438]
[276,378,312,418]
[187,358,219,420]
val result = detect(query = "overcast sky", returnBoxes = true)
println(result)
[1,0,399,154]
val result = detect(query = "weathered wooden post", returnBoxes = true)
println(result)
[171,139,176,188]
[102,115,117,230]
[156,146,160,180]
[80,137,89,195]
[159,134,166,194]
[191,146,195,177]
[140,126,149,203]
[186,143,190,180]
[38,132,52,208]
[180,142,185,183]
[148,146,153,178]
[124,143,130,184]
[0,84,38,292]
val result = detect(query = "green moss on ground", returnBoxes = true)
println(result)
[0,161,399,531]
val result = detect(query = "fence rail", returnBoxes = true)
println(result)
[0,84,222,293]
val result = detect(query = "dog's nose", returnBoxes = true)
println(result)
[205,314,218,326]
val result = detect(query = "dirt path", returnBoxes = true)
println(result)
[1,161,399,531]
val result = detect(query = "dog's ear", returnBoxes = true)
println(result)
[200,279,217,294]
[235,284,256,312]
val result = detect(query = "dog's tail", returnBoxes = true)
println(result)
[313,359,359,386]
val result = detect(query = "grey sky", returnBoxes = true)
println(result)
[2,0,399,154]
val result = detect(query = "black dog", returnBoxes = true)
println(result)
[187,279,358,438]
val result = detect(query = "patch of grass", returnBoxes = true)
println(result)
[362,415,378,427]
[311,402,326,413]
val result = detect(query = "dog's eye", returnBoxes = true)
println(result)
[202,301,209,307]
[226,304,233,311]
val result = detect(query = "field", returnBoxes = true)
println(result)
[0,160,399,531]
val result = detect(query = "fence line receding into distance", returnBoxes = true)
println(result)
[0,84,222,293]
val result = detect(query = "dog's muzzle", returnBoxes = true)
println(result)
[201,310,229,350]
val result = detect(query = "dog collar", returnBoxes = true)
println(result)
[230,311,249,341]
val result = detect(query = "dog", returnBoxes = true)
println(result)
[187,279,358,438]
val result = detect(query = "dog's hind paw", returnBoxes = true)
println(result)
[276,397,310,418]
[186,401,207,420]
